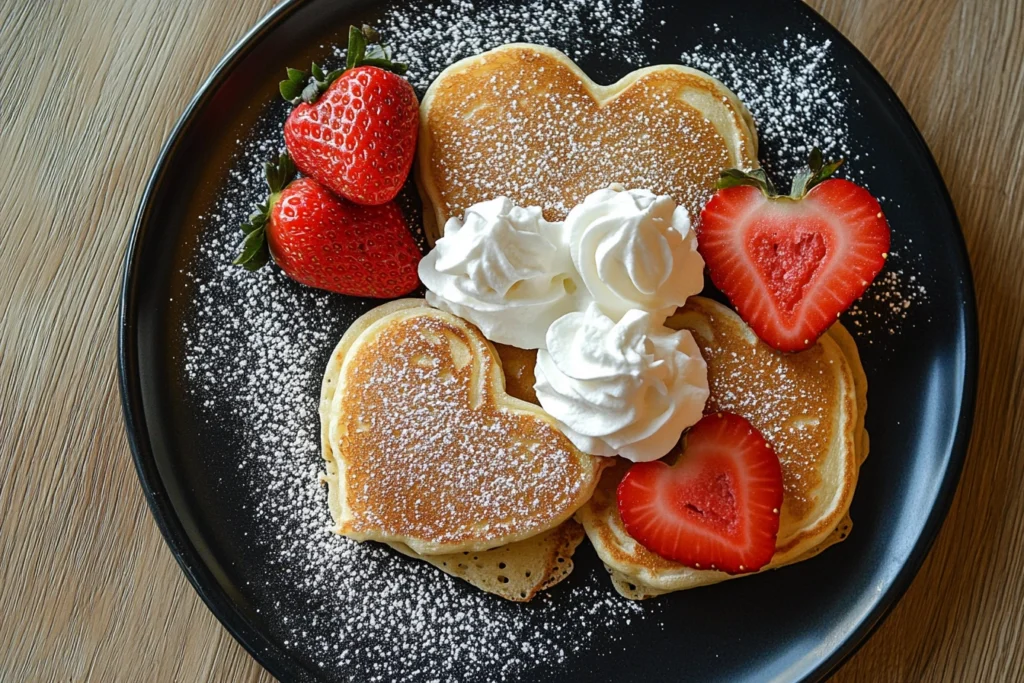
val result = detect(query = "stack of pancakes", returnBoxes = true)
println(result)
[320,300,608,601]
[319,45,867,601]
[577,297,868,598]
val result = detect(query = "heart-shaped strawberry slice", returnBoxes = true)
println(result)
[698,151,890,352]
[617,412,784,574]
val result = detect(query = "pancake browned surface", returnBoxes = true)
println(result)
[319,299,606,557]
[387,521,584,602]
[577,296,862,596]
[417,44,758,243]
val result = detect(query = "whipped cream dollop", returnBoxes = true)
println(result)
[534,303,709,462]
[418,198,585,349]
[567,185,704,322]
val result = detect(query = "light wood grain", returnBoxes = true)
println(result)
[0,0,1021,680]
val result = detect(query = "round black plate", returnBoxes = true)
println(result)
[119,0,977,681]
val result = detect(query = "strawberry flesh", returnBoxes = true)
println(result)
[750,224,828,313]
[699,174,890,352]
[617,412,784,574]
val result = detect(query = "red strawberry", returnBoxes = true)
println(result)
[280,25,418,206]
[233,153,421,298]
[697,150,890,352]
[617,412,784,574]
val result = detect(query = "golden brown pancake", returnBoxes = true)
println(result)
[387,521,584,602]
[576,297,863,597]
[319,299,607,556]
[828,321,870,465]
[417,44,758,243]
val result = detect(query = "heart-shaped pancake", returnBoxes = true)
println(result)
[416,44,758,243]
[320,299,606,556]
[576,296,865,597]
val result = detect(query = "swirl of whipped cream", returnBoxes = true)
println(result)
[418,197,585,349]
[566,185,704,322]
[534,303,709,462]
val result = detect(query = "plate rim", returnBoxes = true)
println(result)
[117,1,979,681]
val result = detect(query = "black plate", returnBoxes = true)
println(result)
[119,0,977,681]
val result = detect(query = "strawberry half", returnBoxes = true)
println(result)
[280,25,418,206]
[697,150,891,351]
[233,153,421,298]
[617,412,784,574]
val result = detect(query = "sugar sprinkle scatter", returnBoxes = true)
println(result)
[182,3,923,680]
[372,0,648,91]
[184,114,647,681]
[679,30,926,336]
[846,246,930,341]
[680,30,850,179]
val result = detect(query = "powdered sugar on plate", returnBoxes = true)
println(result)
[680,29,850,179]
[183,127,647,680]
[181,5,923,680]
[372,0,649,91]
[679,30,926,337]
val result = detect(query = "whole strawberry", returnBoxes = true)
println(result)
[233,153,421,298]
[280,25,418,206]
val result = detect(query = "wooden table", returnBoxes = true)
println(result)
[1,0,1021,680]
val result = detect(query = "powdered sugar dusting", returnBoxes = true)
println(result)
[373,0,649,91]
[182,23,650,681]
[846,248,930,341]
[680,30,850,179]
[179,4,925,680]
[338,313,594,545]
[679,33,926,335]
[423,55,735,228]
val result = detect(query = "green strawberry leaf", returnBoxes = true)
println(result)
[364,44,387,60]
[361,24,380,43]
[287,26,410,105]
[280,81,300,102]
[241,208,268,233]
[721,148,845,201]
[808,147,823,173]
[343,25,409,75]
[233,152,298,271]
[817,157,844,181]
[300,81,321,104]
[346,25,366,70]
[716,167,773,194]
[359,57,408,74]
[279,67,308,103]
[790,148,844,197]
[748,168,776,195]
[789,167,813,197]
[233,225,268,268]
[264,153,296,194]
[716,168,758,189]
[240,243,270,271]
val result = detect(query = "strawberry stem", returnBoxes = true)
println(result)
[788,148,844,197]
[233,153,296,271]
[279,25,407,105]
[716,148,844,199]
